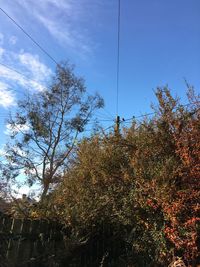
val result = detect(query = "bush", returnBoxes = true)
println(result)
[37,87,200,266]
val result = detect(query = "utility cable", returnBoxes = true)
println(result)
[0,62,47,89]
[0,8,116,120]
[0,7,58,65]
[0,62,48,95]
[122,101,200,124]
[116,0,121,116]
[0,62,115,123]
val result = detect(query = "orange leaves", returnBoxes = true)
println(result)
[162,187,200,264]
[185,217,200,227]
[45,87,200,265]
[146,198,159,210]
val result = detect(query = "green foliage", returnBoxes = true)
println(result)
[1,63,104,200]
[7,86,199,266]
[47,87,200,266]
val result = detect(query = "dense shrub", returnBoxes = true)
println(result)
[33,87,200,266]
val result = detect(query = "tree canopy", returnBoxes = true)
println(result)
[2,63,104,199]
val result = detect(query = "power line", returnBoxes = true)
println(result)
[123,112,156,123]
[1,102,198,121]
[122,101,200,124]
[0,8,115,120]
[0,62,28,78]
[0,62,47,94]
[94,106,115,120]
[0,62,115,122]
[0,114,114,124]
[1,61,199,124]
[101,107,115,121]
[116,0,121,116]
[0,7,58,65]
[0,61,43,87]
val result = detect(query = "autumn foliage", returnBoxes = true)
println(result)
[31,87,200,266]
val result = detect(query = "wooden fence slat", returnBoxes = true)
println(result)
[1,213,121,267]
[0,216,5,232]
[17,219,32,264]
[12,218,23,234]
[6,218,17,267]
[3,216,13,233]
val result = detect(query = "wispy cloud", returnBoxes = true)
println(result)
[0,81,16,108]
[0,1,99,107]
[17,0,72,11]
[4,122,30,136]
[0,33,4,45]
[18,52,52,82]
[9,36,17,45]
[14,0,93,57]
[36,15,74,48]
[0,47,4,58]
[0,47,52,99]
[0,62,47,92]
[38,0,71,10]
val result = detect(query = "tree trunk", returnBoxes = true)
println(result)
[41,183,49,202]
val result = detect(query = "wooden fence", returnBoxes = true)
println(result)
[0,213,124,267]
[0,213,66,267]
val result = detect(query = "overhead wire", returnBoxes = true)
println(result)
[1,59,199,127]
[116,0,121,116]
[0,7,58,65]
[0,62,115,126]
[0,62,46,94]
[3,4,198,133]
[0,7,115,123]
[0,6,116,121]
[94,110,114,121]
[122,112,156,123]
[1,101,198,119]
[121,101,200,124]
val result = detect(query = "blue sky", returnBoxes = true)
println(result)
[0,0,200,150]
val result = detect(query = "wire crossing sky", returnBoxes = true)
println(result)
[116,0,121,116]
[0,3,122,120]
[0,7,59,65]
[0,0,200,147]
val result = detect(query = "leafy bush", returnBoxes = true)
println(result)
[33,87,200,266]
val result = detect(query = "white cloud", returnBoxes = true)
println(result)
[39,0,71,10]
[0,81,16,108]
[15,0,92,57]
[17,0,71,11]
[4,122,30,136]
[12,183,41,199]
[0,33,4,45]
[0,1,96,59]
[18,52,52,82]
[0,49,52,93]
[37,15,91,56]
[0,64,45,92]
[37,15,74,47]
[9,36,17,45]
[0,47,4,58]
